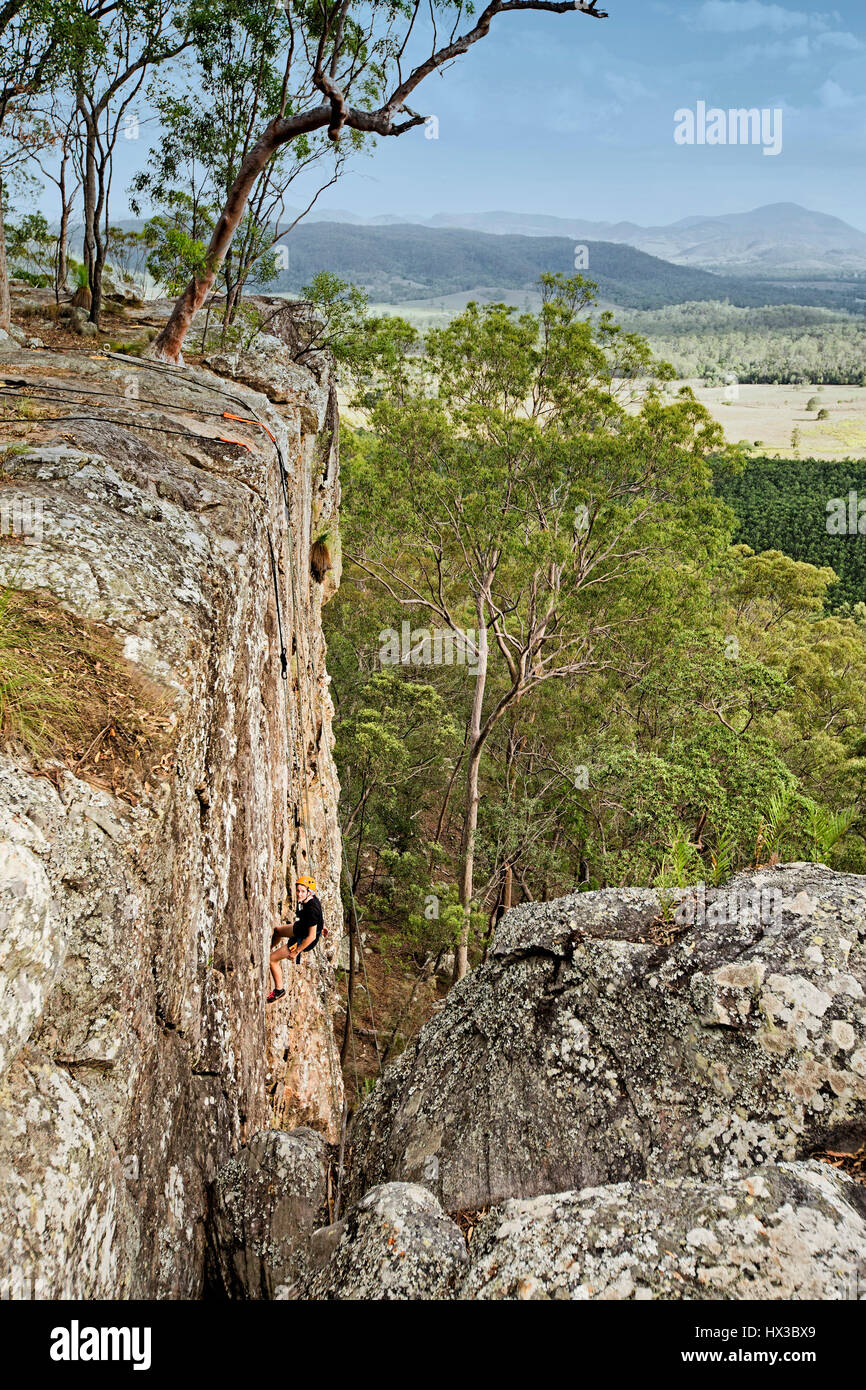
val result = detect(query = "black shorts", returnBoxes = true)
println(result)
[290,931,319,959]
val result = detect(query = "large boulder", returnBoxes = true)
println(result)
[297,1162,866,1302]
[348,866,866,1211]
[463,1161,866,1301]
[208,1129,328,1298]
[307,1182,468,1301]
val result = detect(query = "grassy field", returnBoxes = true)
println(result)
[683,380,866,459]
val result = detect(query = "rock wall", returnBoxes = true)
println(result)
[347,865,866,1211]
[0,335,344,1299]
[303,1163,866,1301]
[208,864,866,1301]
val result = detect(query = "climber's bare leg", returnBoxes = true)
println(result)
[270,945,290,991]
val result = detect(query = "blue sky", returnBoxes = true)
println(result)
[307,0,866,228]
[68,0,866,231]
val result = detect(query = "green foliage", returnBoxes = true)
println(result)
[708,823,737,887]
[756,787,796,861]
[6,210,54,284]
[618,301,866,386]
[655,824,702,891]
[326,282,866,987]
[716,457,866,609]
[801,799,857,862]
[70,258,89,290]
[292,272,418,386]
[141,192,213,295]
[129,1,347,320]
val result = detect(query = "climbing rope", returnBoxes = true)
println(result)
[267,426,347,1125]
[275,446,383,1074]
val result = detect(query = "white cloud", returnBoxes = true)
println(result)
[739,30,862,64]
[688,2,833,34]
[817,79,862,110]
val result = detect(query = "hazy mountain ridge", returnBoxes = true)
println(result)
[270,221,866,315]
[290,203,866,276]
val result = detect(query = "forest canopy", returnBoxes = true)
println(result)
[324,281,866,981]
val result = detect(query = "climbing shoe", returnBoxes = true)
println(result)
[267,989,286,1004]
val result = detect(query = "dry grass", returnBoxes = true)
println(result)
[685,380,866,458]
[0,583,174,802]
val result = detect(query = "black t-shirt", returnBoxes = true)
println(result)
[293,895,323,949]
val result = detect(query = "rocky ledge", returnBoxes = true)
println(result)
[211,865,866,1300]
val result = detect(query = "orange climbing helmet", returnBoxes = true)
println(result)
[296,875,317,894]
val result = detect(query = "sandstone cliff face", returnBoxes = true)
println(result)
[0,338,343,1298]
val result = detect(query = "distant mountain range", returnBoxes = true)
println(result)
[291,203,866,277]
[271,221,866,315]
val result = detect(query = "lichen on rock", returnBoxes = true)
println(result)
[347,866,866,1212]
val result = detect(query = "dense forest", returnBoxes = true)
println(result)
[324,277,866,986]
[264,222,866,316]
[718,457,866,609]
[621,301,866,386]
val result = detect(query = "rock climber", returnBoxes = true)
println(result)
[268,875,324,1003]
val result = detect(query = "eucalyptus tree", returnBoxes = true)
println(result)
[0,0,98,326]
[148,0,611,362]
[131,0,348,332]
[346,274,727,979]
[68,0,201,323]
[24,95,84,298]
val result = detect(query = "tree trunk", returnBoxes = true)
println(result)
[81,113,98,318]
[148,107,332,363]
[453,613,488,982]
[223,270,241,329]
[149,124,283,364]
[339,895,356,1067]
[55,182,69,303]
[89,153,108,325]
[481,862,512,963]
[91,211,105,325]
[428,729,467,870]
[454,739,484,982]
[0,178,10,333]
